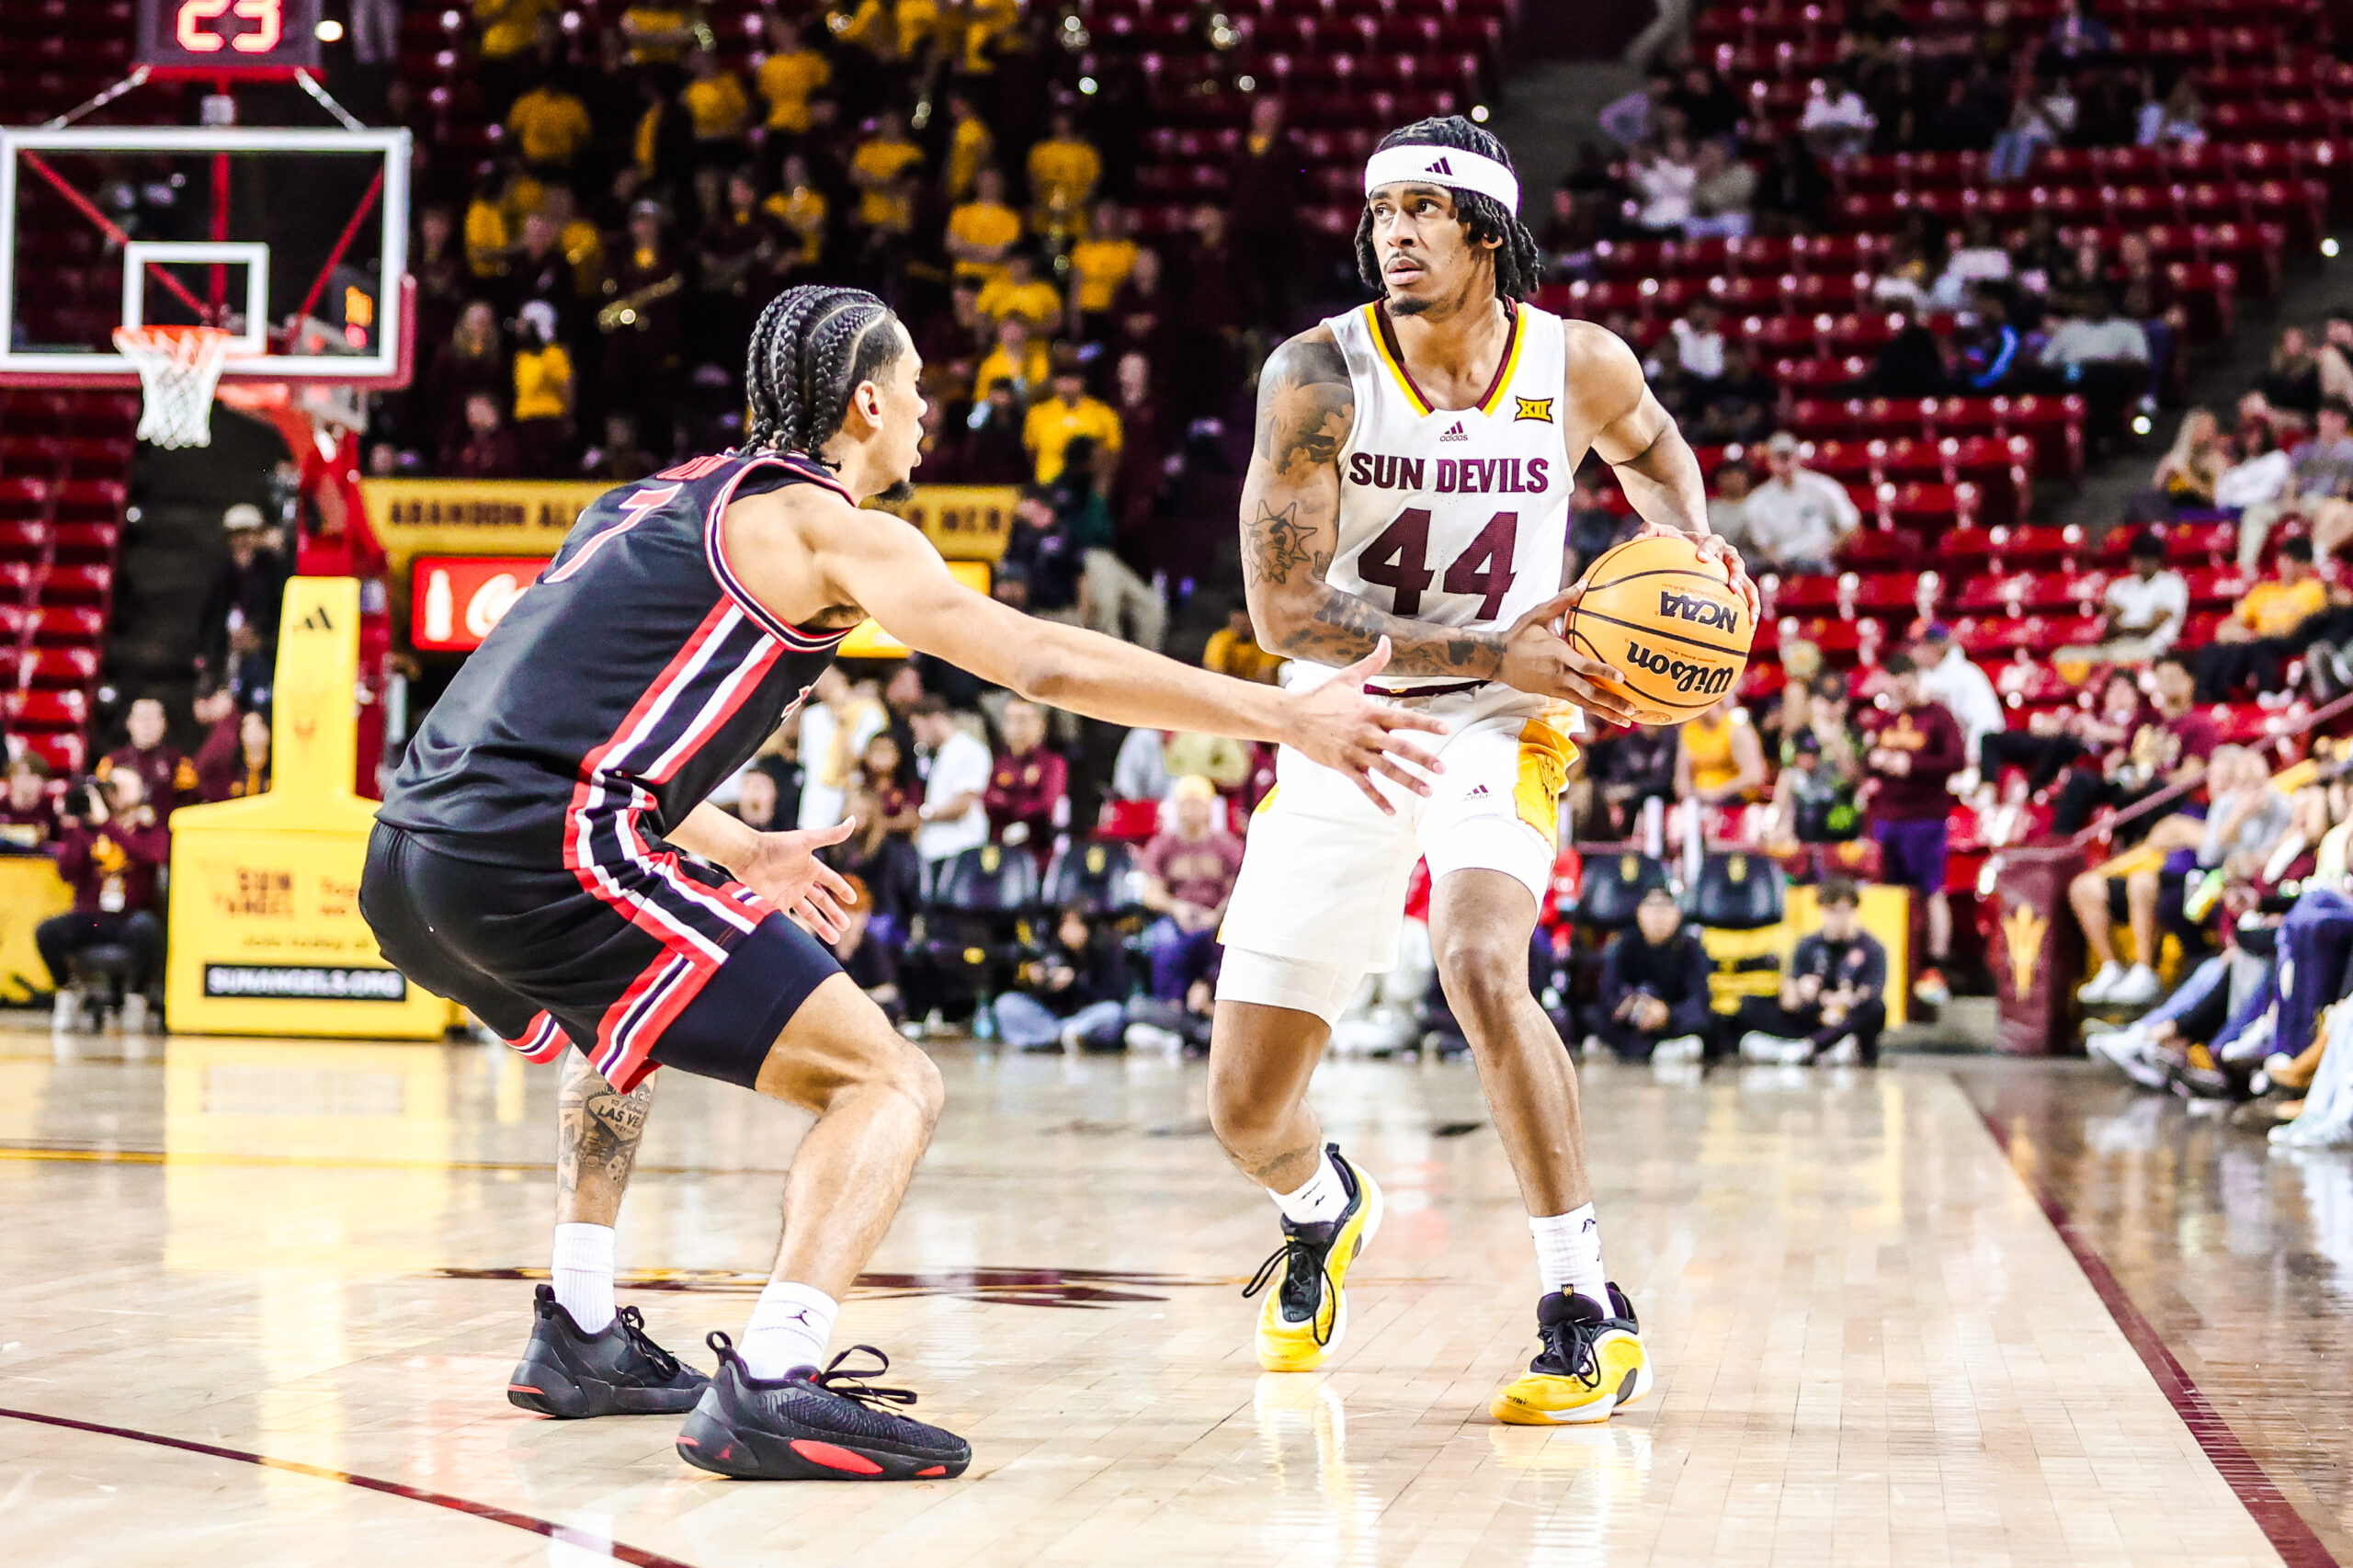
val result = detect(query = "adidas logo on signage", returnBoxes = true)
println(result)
[1427,155,1454,176]
[1440,421,1468,441]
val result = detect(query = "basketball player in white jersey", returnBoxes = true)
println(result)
[1211,118,1755,1424]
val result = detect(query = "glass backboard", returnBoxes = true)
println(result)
[0,125,411,389]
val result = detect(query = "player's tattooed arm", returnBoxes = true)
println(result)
[1242,333,1508,677]
[556,1052,655,1205]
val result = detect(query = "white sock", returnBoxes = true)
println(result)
[551,1221,617,1334]
[1270,1147,1348,1226]
[1529,1205,1608,1305]
[739,1282,839,1381]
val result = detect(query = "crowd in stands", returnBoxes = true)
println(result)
[6,686,275,1036]
[378,0,1339,611]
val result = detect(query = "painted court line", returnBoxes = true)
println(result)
[0,1405,700,1568]
[1973,1100,2340,1568]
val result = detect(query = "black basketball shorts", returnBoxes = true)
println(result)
[359,823,841,1091]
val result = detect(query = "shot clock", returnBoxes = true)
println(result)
[137,0,323,76]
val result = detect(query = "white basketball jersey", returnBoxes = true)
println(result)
[1323,300,1574,693]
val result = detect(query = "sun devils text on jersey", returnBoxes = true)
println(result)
[1321,298,1574,691]
[363,451,856,1093]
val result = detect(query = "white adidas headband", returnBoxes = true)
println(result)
[1364,144,1520,214]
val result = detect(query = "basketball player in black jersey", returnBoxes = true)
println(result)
[360,286,1449,1481]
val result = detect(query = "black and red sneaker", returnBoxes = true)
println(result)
[507,1283,709,1418]
[675,1334,972,1481]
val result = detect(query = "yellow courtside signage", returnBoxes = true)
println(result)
[165,577,446,1038]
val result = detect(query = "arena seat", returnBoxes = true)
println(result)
[1041,838,1138,915]
[1571,848,1670,933]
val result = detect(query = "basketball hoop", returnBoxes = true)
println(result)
[112,324,235,449]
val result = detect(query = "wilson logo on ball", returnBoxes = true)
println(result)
[1621,641,1738,696]
[1656,589,1740,633]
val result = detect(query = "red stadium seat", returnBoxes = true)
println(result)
[2182,564,2256,608]
[20,645,95,687]
[1987,524,2086,570]
[29,605,100,644]
[1845,570,1929,622]
[40,563,109,605]
[1936,525,1996,578]
[15,731,83,774]
[1767,573,1844,615]
[5,687,85,729]
[1836,527,1927,572]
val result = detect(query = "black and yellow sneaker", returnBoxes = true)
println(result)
[1243,1144,1384,1373]
[676,1335,972,1481]
[1489,1285,1653,1426]
[507,1283,710,1417]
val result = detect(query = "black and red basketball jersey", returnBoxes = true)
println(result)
[380,450,852,871]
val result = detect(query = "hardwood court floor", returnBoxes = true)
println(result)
[0,1030,2337,1567]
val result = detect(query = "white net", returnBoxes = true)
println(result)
[112,325,235,449]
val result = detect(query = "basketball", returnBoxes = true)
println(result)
[1561,534,1755,724]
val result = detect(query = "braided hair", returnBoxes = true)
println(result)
[744,285,906,463]
[1355,117,1541,304]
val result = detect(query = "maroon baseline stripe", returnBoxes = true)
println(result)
[1972,1101,2341,1568]
[0,1405,703,1568]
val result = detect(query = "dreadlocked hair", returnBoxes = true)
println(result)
[744,286,905,464]
[1355,116,1541,303]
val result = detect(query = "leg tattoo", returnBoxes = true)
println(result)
[557,1054,654,1219]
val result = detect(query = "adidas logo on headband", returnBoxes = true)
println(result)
[1363,143,1520,213]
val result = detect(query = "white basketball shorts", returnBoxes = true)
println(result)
[1216,675,1579,1020]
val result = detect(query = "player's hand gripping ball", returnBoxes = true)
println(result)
[1561,534,1756,725]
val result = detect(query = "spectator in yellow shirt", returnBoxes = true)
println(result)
[946,167,1022,284]
[893,0,941,59]
[463,171,516,279]
[849,111,925,233]
[975,251,1063,335]
[505,76,594,173]
[680,48,750,160]
[620,4,696,67]
[958,0,1018,73]
[1068,199,1140,324]
[755,15,830,135]
[943,92,994,200]
[1027,109,1102,242]
[510,301,575,475]
[1023,363,1124,485]
[2196,534,2333,700]
[974,317,1050,401]
[476,0,552,59]
[761,153,828,274]
[1202,607,1282,684]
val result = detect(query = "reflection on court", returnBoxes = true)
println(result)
[0,1034,2311,1566]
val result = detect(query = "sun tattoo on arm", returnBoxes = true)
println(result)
[1245,499,1318,586]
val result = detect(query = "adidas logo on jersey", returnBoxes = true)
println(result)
[1466,784,1492,798]
[1439,422,1468,442]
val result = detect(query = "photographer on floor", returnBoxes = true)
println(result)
[38,767,169,1033]
[1595,883,1715,1063]
[1728,877,1889,1065]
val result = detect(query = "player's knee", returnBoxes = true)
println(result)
[1206,1058,1279,1146]
[1434,937,1527,1026]
[888,1040,947,1129]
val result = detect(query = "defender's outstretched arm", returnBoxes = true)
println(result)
[810,514,1448,812]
